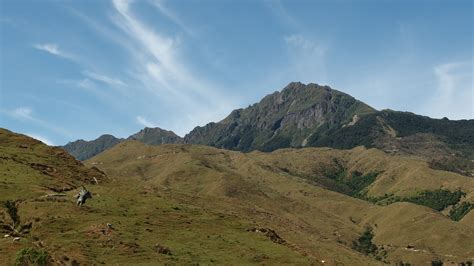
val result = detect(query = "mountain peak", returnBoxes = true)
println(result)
[185,82,376,151]
[127,127,183,145]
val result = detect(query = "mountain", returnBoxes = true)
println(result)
[127,127,183,145]
[62,82,474,174]
[62,127,183,161]
[185,82,376,151]
[185,82,473,156]
[184,82,474,175]
[62,134,123,161]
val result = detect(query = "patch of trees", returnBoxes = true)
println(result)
[403,189,464,211]
[352,226,377,255]
[352,226,387,261]
[449,202,473,221]
[428,157,474,177]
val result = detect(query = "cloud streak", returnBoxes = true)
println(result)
[33,43,77,61]
[109,0,236,134]
[136,115,158,128]
[7,107,72,137]
[284,34,328,84]
[151,0,195,37]
[423,61,473,119]
[83,70,127,87]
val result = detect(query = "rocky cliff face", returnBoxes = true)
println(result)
[184,82,375,151]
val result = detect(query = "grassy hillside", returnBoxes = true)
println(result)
[1,129,473,265]
[87,141,474,264]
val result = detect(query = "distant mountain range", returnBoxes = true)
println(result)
[62,82,474,173]
[63,127,183,160]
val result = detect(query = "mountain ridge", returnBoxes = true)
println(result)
[61,82,474,170]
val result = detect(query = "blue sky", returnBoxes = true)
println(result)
[0,0,472,145]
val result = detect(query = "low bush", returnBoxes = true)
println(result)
[14,247,51,266]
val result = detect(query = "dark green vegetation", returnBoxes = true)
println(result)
[352,226,377,256]
[449,202,474,221]
[14,248,51,266]
[4,200,19,226]
[403,189,464,211]
[338,171,379,197]
[429,156,474,177]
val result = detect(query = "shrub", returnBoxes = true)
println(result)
[352,226,377,256]
[14,247,51,266]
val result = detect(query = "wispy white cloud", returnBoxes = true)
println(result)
[421,61,473,119]
[33,43,77,61]
[58,78,97,91]
[7,107,72,137]
[136,115,157,128]
[109,0,235,134]
[83,70,127,87]
[25,133,54,146]
[150,0,195,37]
[11,107,34,120]
[284,34,328,84]
[265,0,298,29]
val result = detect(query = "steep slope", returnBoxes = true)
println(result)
[86,141,474,265]
[185,82,375,151]
[127,127,183,145]
[0,128,107,196]
[62,134,123,161]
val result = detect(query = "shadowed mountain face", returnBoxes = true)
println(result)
[62,128,183,161]
[62,134,123,161]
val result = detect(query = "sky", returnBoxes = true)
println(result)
[0,0,472,146]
